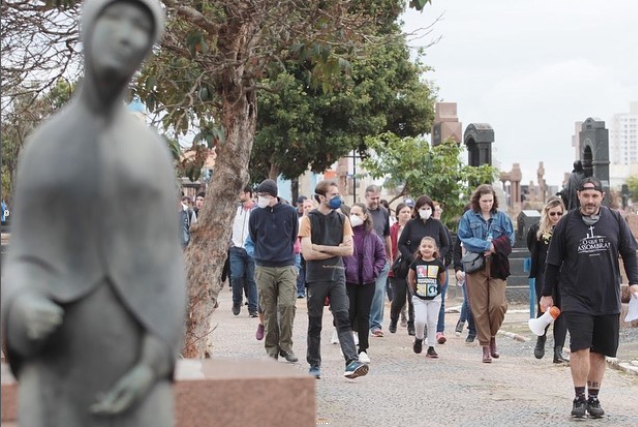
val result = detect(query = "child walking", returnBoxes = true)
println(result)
[408,236,447,358]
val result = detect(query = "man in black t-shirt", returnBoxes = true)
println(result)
[541,177,638,419]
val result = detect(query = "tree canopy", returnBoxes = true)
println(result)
[362,133,498,230]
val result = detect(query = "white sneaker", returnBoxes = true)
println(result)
[331,330,339,344]
[353,331,359,346]
[358,351,370,364]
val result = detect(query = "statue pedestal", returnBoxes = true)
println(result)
[1,359,316,426]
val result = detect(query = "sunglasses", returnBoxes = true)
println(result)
[549,212,563,217]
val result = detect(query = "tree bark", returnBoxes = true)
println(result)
[182,13,258,358]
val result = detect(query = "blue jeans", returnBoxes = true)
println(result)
[369,262,390,332]
[436,273,448,333]
[230,247,258,312]
[459,281,476,336]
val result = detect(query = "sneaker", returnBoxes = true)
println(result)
[255,324,265,341]
[331,330,339,344]
[465,334,476,343]
[249,310,258,318]
[413,338,423,354]
[297,294,305,299]
[358,351,370,364]
[279,350,299,363]
[344,361,369,379]
[232,305,241,316]
[455,319,464,336]
[371,329,384,338]
[436,332,447,344]
[407,324,415,336]
[309,366,321,379]
[426,346,438,358]
[586,397,605,418]
[571,396,587,418]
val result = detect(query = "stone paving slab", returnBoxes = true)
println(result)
[210,286,638,427]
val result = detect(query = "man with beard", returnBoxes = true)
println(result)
[541,177,638,419]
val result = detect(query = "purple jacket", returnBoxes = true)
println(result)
[343,228,387,285]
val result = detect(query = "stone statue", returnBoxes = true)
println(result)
[0,1,186,426]
[560,160,585,211]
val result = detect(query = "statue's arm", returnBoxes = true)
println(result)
[90,332,173,416]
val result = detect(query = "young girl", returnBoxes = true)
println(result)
[408,236,447,358]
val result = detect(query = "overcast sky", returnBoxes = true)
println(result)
[401,0,638,187]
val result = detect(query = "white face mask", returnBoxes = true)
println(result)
[257,196,271,209]
[350,215,364,228]
[419,208,432,220]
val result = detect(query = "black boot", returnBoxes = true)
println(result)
[534,335,546,359]
[553,346,569,363]
[389,318,398,334]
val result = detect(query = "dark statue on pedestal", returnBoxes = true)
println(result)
[1,1,186,426]
[559,160,585,211]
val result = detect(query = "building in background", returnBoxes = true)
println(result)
[609,102,638,188]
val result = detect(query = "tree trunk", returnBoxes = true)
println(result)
[268,163,279,181]
[182,15,258,358]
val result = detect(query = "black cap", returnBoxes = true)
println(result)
[257,179,278,198]
[578,177,603,192]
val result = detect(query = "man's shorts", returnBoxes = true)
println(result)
[564,312,620,357]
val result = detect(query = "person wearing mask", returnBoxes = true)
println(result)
[388,203,415,335]
[457,184,514,364]
[342,203,386,363]
[248,179,299,363]
[527,197,568,363]
[299,180,369,380]
[397,195,450,339]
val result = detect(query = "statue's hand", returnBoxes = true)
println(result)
[90,364,155,416]
[14,293,64,341]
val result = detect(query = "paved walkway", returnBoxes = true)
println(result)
[211,286,638,427]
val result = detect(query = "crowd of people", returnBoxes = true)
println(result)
[180,176,637,419]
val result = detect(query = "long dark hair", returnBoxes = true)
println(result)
[352,202,373,233]
[412,195,434,219]
[470,184,499,213]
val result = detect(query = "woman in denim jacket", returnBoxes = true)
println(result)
[457,184,514,363]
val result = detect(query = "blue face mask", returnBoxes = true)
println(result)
[328,196,342,210]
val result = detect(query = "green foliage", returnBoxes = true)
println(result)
[250,24,436,182]
[362,133,498,231]
[626,176,638,202]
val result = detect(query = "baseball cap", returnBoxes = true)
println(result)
[578,177,603,192]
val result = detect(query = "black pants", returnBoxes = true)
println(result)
[306,280,357,368]
[534,271,567,347]
[389,277,414,327]
[346,282,375,353]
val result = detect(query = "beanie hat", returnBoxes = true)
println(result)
[257,179,278,198]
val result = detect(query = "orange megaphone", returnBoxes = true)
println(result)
[528,306,561,336]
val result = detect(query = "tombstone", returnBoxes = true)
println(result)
[516,209,541,247]
[432,102,462,146]
[579,118,611,205]
[464,123,494,167]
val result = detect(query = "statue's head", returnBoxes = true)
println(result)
[573,160,583,172]
[81,0,164,86]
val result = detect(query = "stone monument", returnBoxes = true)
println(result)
[579,117,611,205]
[432,102,462,146]
[464,123,494,167]
[0,1,186,426]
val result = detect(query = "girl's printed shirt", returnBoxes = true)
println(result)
[410,258,445,300]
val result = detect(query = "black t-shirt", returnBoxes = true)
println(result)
[546,207,638,315]
[409,258,445,300]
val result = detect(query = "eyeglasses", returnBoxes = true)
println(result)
[549,212,563,217]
